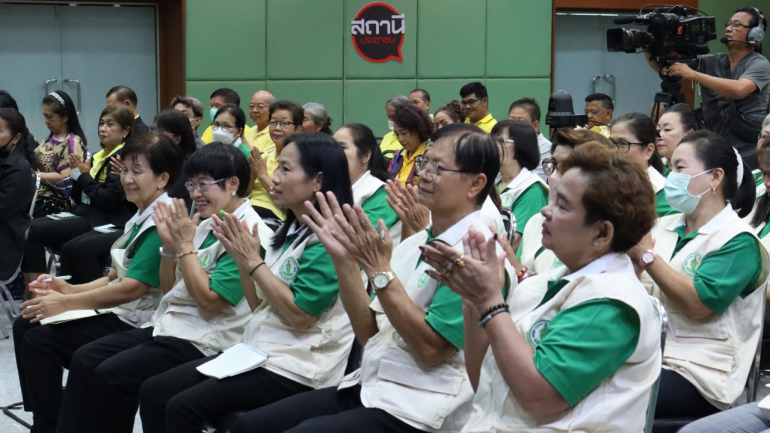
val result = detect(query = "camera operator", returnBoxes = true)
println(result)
[647,7,770,169]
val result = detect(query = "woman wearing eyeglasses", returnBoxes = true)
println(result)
[13,133,185,433]
[388,104,433,186]
[492,120,548,255]
[609,112,674,217]
[53,143,273,433]
[247,100,305,222]
[211,104,251,158]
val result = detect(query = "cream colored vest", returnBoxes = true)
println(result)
[241,225,354,389]
[338,218,516,432]
[481,195,505,236]
[652,208,770,409]
[499,168,548,212]
[520,213,561,275]
[647,165,666,194]
[463,254,661,433]
[353,172,402,246]
[106,206,165,327]
[151,200,270,356]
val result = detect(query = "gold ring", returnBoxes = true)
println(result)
[454,255,466,268]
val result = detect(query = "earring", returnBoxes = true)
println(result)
[592,242,598,249]
[231,191,236,196]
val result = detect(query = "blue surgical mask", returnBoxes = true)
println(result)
[388,120,394,131]
[210,107,219,122]
[663,169,714,215]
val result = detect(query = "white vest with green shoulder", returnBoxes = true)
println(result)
[651,205,770,409]
[241,223,354,389]
[352,171,402,246]
[647,165,666,194]
[151,200,270,356]
[338,211,517,432]
[743,200,770,253]
[499,167,548,212]
[520,213,562,275]
[106,193,172,327]
[463,253,660,433]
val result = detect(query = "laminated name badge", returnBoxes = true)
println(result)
[196,343,268,379]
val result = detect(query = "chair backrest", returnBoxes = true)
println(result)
[745,283,768,404]
[644,295,668,433]
[29,170,40,217]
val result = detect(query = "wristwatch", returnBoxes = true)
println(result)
[158,246,176,259]
[640,249,658,267]
[371,271,397,290]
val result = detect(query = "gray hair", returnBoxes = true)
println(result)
[386,95,411,110]
[303,102,333,134]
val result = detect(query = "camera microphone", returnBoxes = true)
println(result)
[720,36,756,45]
[613,16,637,25]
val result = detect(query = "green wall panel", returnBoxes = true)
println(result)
[345,79,416,137]
[266,0,344,79]
[416,78,485,112]
[486,78,552,135]
[266,80,344,132]
[344,0,417,79]
[185,81,266,127]
[186,0,265,81]
[487,0,552,78]
[417,0,487,78]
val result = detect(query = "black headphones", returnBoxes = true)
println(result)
[748,7,767,45]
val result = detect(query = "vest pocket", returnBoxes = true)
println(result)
[667,309,728,340]
[374,349,465,429]
[255,324,322,380]
[159,305,209,343]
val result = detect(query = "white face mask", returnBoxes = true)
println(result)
[388,120,394,131]
[212,126,236,145]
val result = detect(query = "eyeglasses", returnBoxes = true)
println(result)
[414,156,473,181]
[725,21,751,29]
[184,178,226,192]
[248,104,268,111]
[609,137,645,152]
[460,98,480,107]
[212,122,238,131]
[269,120,295,128]
[543,157,559,176]
[188,117,200,123]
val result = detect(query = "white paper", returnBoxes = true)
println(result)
[46,212,77,220]
[94,224,120,234]
[39,309,103,325]
[196,343,268,379]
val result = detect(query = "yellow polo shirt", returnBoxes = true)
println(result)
[248,151,285,220]
[379,131,402,159]
[244,125,275,154]
[395,140,429,185]
[577,125,610,137]
[201,124,252,144]
[465,113,497,133]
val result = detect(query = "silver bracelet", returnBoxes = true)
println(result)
[158,246,176,259]
[478,307,510,328]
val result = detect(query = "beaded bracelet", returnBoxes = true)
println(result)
[479,306,510,328]
[479,303,509,319]
[176,250,198,259]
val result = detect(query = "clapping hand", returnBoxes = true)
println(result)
[302,191,352,262]
[109,155,125,175]
[152,199,199,253]
[69,153,90,173]
[385,179,429,232]
[326,202,393,277]
[211,212,263,270]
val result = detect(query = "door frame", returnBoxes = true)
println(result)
[552,0,698,108]
[12,0,184,109]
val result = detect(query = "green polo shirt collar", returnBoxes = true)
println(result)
[666,204,734,258]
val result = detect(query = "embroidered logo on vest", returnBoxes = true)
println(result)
[501,193,513,209]
[553,257,563,267]
[526,320,550,348]
[418,272,429,288]
[681,253,702,277]
[279,257,299,280]
[198,250,211,268]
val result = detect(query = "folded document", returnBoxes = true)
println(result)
[196,343,268,379]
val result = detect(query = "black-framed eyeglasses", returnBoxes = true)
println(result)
[414,156,472,181]
[269,120,295,128]
[609,137,646,152]
[184,178,226,192]
[725,21,751,29]
[460,98,480,107]
[542,157,558,176]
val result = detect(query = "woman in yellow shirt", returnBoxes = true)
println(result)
[387,105,433,186]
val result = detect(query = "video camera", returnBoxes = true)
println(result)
[545,91,587,129]
[607,5,716,65]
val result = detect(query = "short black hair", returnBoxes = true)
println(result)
[272,133,354,249]
[394,105,434,142]
[664,103,701,132]
[0,90,19,111]
[430,123,499,207]
[215,104,247,132]
[210,88,240,107]
[460,82,488,100]
[184,142,251,197]
[269,100,304,126]
[585,93,613,110]
[508,98,541,123]
[611,112,664,174]
[409,89,430,102]
[106,85,139,107]
[122,132,186,192]
[491,119,541,171]
[154,109,197,158]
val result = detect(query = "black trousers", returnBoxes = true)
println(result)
[654,369,720,419]
[55,327,205,433]
[22,216,91,273]
[229,385,423,433]
[59,230,122,284]
[138,356,312,433]
[11,313,133,433]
